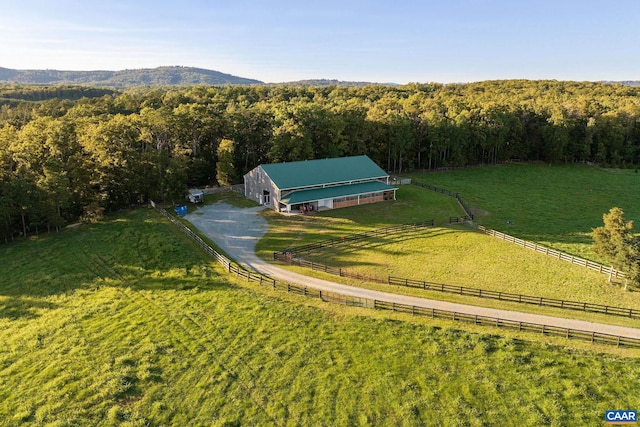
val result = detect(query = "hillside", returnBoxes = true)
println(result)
[0,66,263,87]
[1,207,638,425]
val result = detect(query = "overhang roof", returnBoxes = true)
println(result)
[280,181,397,205]
[260,155,388,190]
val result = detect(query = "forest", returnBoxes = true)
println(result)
[1,80,639,241]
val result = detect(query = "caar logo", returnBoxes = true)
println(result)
[605,410,637,425]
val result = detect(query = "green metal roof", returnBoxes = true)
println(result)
[280,181,397,205]
[260,155,388,190]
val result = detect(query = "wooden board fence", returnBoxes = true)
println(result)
[476,225,625,279]
[282,220,434,255]
[149,201,640,349]
[273,253,640,320]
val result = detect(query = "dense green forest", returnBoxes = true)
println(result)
[1,80,639,241]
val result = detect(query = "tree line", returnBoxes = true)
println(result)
[1,80,639,241]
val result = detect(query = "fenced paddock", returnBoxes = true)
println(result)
[149,201,640,348]
[409,179,625,280]
[387,276,640,319]
[412,180,474,220]
[273,252,640,320]
[476,225,625,280]
[281,220,434,256]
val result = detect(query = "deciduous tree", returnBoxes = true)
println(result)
[592,207,640,288]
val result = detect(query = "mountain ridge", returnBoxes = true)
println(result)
[0,66,263,87]
[0,66,395,87]
[1,66,637,88]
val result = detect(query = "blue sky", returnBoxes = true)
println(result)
[1,0,638,83]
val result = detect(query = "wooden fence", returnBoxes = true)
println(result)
[273,253,388,284]
[449,216,474,224]
[387,276,640,319]
[476,225,625,280]
[272,252,640,320]
[281,220,434,255]
[412,180,474,220]
[149,201,640,349]
[372,300,640,348]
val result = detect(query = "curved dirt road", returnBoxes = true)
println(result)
[185,203,640,340]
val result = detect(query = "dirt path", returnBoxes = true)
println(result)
[185,203,640,340]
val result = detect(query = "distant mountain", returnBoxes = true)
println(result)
[616,81,640,87]
[0,66,263,87]
[279,79,397,87]
[601,81,640,87]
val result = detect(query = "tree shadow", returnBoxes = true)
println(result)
[0,296,58,320]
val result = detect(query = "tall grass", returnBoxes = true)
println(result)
[1,208,639,425]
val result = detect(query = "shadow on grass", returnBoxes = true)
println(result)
[114,266,234,292]
[0,207,234,300]
[0,296,58,320]
[295,228,458,268]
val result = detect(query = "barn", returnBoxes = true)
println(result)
[243,155,397,213]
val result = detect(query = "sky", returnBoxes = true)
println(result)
[1,0,639,84]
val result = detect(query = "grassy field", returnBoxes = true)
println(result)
[287,226,640,329]
[255,185,465,259]
[298,227,638,308]
[255,170,639,323]
[2,208,640,426]
[408,163,640,259]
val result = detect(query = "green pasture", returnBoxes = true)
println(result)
[255,185,464,259]
[2,208,640,426]
[291,227,640,328]
[409,163,640,259]
[255,164,640,324]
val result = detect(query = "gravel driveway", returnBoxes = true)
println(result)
[185,202,640,340]
[184,203,268,270]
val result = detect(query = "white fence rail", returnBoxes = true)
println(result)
[476,225,625,280]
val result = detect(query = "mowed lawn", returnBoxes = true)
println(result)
[409,163,640,259]
[2,208,640,426]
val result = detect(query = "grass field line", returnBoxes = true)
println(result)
[75,236,283,425]
[123,290,282,426]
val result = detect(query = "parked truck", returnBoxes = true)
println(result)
[188,189,204,204]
